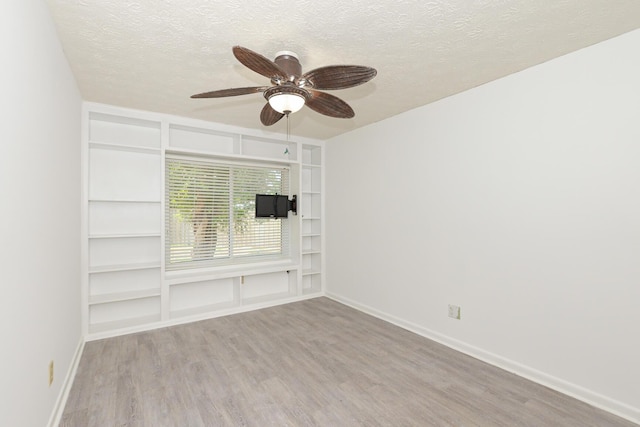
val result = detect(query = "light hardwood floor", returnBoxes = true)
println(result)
[61,297,637,426]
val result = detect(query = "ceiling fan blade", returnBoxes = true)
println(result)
[233,46,288,81]
[306,90,355,118]
[302,65,377,90]
[260,103,285,126]
[191,87,267,98]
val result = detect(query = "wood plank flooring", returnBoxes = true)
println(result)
[61,297,637,426]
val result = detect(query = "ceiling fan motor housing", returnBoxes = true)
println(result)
[274,51,302,81]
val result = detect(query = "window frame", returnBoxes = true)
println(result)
[164,154,293,273]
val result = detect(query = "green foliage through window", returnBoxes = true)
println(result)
[166,157,289,270]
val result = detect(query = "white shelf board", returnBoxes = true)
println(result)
[302,233,321,237]
[169,300,237,319]
[89,141,161,154]
[302,250,321,255]
[89,288,161,305]
[89,262,161,274]
[302,163,321,168]
[242,291,294,307]
[166,146,298,166]
[88,198,161,204]
[302,269,321,276]
[166,263,299,286]
[89,233,161,239]
[89,314,160,334]
[89,111,161,128]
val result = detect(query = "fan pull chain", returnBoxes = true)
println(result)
[286,112,291,142]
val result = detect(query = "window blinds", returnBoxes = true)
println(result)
[166,156,289,271]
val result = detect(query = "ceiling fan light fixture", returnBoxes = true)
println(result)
[269,93,305,114]
[264,86,308,114]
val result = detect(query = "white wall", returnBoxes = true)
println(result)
[0,1,81,426]
[326,29,640,422]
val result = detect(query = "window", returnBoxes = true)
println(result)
[166,156,290,271]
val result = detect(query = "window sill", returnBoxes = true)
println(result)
[165,259,299,286]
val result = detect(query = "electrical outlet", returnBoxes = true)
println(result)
[49,361,54,386]
[448,304,461,320]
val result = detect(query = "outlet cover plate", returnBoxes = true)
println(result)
[49,361,54,386]
[448,304,461,320]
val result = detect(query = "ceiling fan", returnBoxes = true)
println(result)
[191,46,377,126]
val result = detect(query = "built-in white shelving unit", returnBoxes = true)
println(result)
[82,104,323,338]
[85,112,162,334]
[301,145,323,294]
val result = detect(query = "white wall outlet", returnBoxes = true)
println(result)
[448,304,461,320]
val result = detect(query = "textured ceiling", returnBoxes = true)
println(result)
[46,0,640,140]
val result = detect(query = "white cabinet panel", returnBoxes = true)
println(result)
[302,219,321,236]
[89,297,160,330]
[302,167,321,192]
[242,271,291,300]
[301,145,321,165]
[89,201,160,235]
[302,274,321,293]
[242,137,296,160]
[301,193,321,218]
[90,268,160,298]
[169,125,236,153]
[170,278,235,314]
[89,236,160,269]
[89,113,160,148]
[89,148,161,201]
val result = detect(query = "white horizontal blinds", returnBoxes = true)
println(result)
[232,167,289,258]
[166,156,288,271]
[166,159,230,270]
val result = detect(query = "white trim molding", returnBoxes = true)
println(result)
[47,338,85,427]
[326,292,640,425]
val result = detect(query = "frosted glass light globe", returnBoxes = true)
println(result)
[268,93,306,114]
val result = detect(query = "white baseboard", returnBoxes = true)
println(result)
[326,292,639,425]
[47,338,85,427]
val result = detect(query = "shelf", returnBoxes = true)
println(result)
[89,314,160,334]
[241,136,298,162]
[242,291,294,307]
[89,288,161,305]
[89,233,161,239]
[302,269,322,276]
[302,273,321,294]
[301,144,321,167]
[89,141,161,154]
[302,233,321,237]
[89,199,161,204]
[169,124,237,154]
[302,250,321,255]
[89,112,161,129]
[169,300,237,319]
[89,262,161,274]
[166,146,298,166]
[166,263,298,286]
[88,113,161,151]
[302,190,321,195]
